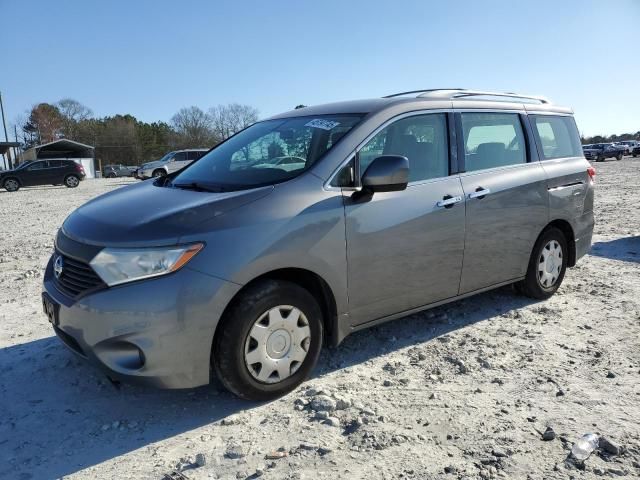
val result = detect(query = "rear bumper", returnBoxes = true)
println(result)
[43,255,241,389]
[574,211,594,263]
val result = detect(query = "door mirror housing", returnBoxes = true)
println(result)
[361,155,409,193]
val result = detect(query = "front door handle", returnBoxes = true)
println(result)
[436,195,463,208]
[468,187,491,199]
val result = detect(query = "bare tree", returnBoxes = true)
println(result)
[57,98,93,139]
[171,106,213,147]
[209,103,259,143]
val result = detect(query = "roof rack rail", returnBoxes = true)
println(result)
[384,88,550,104]
[383,88,466,98]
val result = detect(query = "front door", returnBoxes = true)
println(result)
[167,152,188,173]
[456,112,548,294]
[345,112,466,325]
[22,161,50,186]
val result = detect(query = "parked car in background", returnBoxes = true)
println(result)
[136,149,208,179]
[43,89,594,400]
[1,159,85,192]
[102,164,135,178]
[253,155,307,172]
[632,144,640,157]
[584,143,623,161]
[582,145,599,161]
[615,140,639,155]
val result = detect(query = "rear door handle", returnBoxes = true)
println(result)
[468,187,491,199]
[436,195,463,208]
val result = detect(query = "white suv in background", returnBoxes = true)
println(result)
[615,140,638,155]
[136,149,208,179]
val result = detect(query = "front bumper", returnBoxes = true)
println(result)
[43,254,241,389]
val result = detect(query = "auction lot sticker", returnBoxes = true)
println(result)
[305,119,341,130]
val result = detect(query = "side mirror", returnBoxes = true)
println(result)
[361,155,409,193]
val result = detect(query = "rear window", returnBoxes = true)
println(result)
[530,115,583,160]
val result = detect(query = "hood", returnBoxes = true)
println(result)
[141,160,164,169]
[62,180,273,247]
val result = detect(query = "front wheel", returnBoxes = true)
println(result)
[213,280,323,401]
[64,174,80,188]
[152,169,166,178]
[616,153,622,160]
[3,178,20,192]
[516,227,568,300]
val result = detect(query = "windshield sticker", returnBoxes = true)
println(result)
[305,119,341,130]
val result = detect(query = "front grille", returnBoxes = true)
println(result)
[53,252,105,298]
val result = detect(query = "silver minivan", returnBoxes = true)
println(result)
[42,89,595,400]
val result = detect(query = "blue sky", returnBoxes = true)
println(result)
[1,0,638,137]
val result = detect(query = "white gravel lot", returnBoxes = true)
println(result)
[0,159,639,480]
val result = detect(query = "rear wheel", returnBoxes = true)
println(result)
[597,155,604,162]
[64,174,80,188]
[107,172,117,178]
[3,178,20,192]
[616,153,623,161]
[516,227,568,300]
[213,279,323,401]
[152,169,166,178]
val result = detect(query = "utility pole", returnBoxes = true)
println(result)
[14,124,20,164]
[0,91,12,169]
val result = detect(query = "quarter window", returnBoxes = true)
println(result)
[358,113,449,183]
[530,115,583,160]
[461,113,526,172]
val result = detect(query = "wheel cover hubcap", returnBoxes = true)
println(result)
[538,240,563,288]
[68,177,78,186]
[6,180,17,190]
[244,305,311,384]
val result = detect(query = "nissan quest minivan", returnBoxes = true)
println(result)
[42,89,595,400]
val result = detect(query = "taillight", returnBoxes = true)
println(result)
[76,164,84,172]
[587,166,596,182]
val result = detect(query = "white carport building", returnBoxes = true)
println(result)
[22,139,96,178]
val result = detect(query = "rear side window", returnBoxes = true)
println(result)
[187,151,204,160]
[461,113,526,172]
[530,115,583,160]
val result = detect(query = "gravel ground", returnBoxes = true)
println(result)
[0,159,639,480]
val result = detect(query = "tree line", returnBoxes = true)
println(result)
[581,132,639,144]
[18,99,259,166]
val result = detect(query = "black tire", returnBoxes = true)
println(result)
[107,172,117,178]
[152,169,166,178]
[597,155,604,162]
[64,174,80,188]
[516,227,568,300]
[616,153,622,161]
[3,177,20,192]
[213,279,324,401]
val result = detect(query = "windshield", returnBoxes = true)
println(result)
[16,161,33,170]
[156,152,175,163]
[171,114,363,190]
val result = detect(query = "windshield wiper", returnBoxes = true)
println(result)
[172,182,227,192]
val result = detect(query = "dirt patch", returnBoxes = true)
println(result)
[0,161,639,479]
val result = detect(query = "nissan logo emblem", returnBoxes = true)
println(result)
[54,255,64,279]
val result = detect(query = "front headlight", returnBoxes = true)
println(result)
[90,243,204,286]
